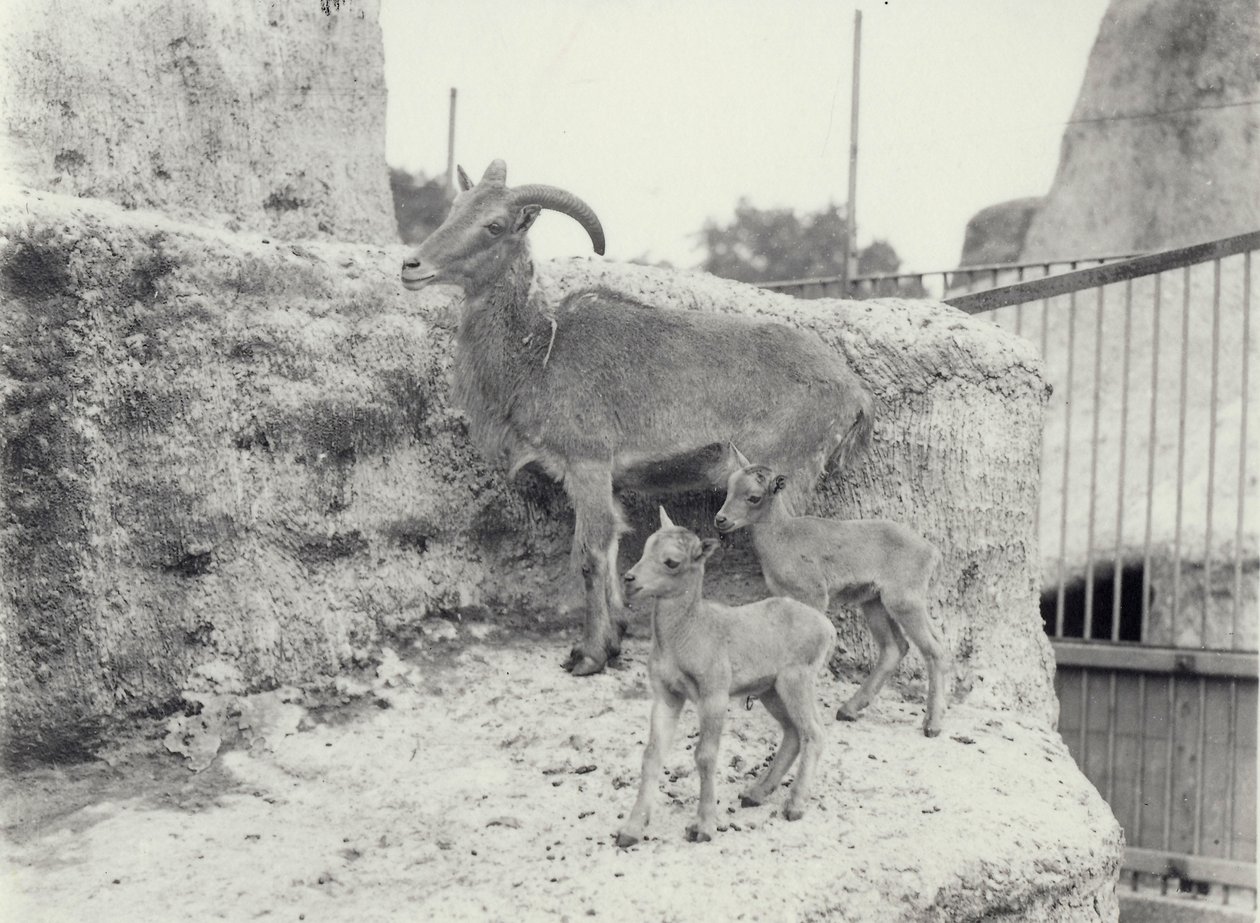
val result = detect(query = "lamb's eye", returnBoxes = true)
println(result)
[486,222,504,236]
[747,495,761,505]
[664,559,680,570]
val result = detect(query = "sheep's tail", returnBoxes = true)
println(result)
[827,393,875,473]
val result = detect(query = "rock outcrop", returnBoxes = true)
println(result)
[0,0,393,243]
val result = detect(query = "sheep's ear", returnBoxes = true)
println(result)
[514,204,541,234]
[696,537,721,562]
[770,474,786,494]
[456,165,474,191]
[659,506,675,529]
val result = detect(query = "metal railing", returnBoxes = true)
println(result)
[766,229,1260,908]
[761,253,1139,302]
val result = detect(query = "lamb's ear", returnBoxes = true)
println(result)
[514,203,541,234]
[658,506,676,529]
[456,165,474,191]
[696,537,722,563]
[770,474,786,494]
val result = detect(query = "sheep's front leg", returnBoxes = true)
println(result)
[617,689,683,848]
[687,693,727,843]
[562,463,627,676]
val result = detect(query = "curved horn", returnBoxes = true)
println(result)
[508,184,606,255]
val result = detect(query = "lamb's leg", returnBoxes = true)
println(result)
[562,463,627,676]
[740,690,800,808]
[616,689,683,848]
[777,669,825,821]
[886,595,952,737]
[837,600,908,722]
[686,694,726,843]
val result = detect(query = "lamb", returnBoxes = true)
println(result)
[400,159,872,678]
[615,508,836,847]
[714,445,951,737]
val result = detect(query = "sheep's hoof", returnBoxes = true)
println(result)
[923,725,942,739]
[615,831,640,849]
[739,793,764,808]
[835,704,861,722]
[685,824,712,843]
[568,654,606,677]
[784,806,805,822]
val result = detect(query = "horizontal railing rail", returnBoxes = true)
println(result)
[945,229,1260,314]
[1051,640,1259,678]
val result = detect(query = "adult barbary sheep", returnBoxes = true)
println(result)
[400,160,873,676]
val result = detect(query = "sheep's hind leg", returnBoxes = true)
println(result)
[562,464,626,676]
[837,600,908,721]
[740,690,800,808]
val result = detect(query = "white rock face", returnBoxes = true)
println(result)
[0,0,394,243]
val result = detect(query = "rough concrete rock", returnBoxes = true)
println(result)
[1021,0,1260,259]
[1,187,1054,762]
[0,0,393,243]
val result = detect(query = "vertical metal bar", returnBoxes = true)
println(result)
[1142,274,1163,641]
[1079,669,1089,765]
[1105,671,1118,804]
[1172,265,1192,641]
[1163,675,1176,851]
[1193,677,1207,855]
[1225,679,1237,858]
[1056,291,1079,638]
[1132,673,1147,845]
[1035,270,1051,544]
[445,88,457,193]
[1203,259,1221,644]
[1234,252,1251,649]
[1113,279,1134,641]
[1014,266,1026,337]
[842,9,861,296]
[1083,284,1105,640]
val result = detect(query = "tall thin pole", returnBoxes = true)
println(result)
[843,10,862,297]
[445,88,458,192]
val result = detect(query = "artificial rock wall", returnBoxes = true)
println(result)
[0,0,393,243]
[0,187,1057,760]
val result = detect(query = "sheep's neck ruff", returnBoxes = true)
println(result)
[452,251,555,472]
[748,501,793,554]
[649,580,707,655]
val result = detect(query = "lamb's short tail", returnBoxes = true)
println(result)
[827,394,875,473]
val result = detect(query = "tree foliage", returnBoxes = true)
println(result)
[389,167,452,245]
[699,199,920,296]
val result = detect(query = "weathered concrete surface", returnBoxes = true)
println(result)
[1,635,1124,923]
[1020,0,1260,260]
[0,0,393,243]
[1,186,1056,763]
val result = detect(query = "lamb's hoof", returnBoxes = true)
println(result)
[784,806,805,822]
[685,824,712,843]
[835,705,861,722]
[568,654,606,677]
[923,725,942,739]
[615,831,640,849]
[739,793,764,809]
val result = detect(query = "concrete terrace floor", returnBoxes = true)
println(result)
[1,624,1121,922]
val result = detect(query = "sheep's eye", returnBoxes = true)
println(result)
[486,222,504,236]
[664,559,680,570]
[747,495,761,505]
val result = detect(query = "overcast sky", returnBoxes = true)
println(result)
[381,0,1110,273]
